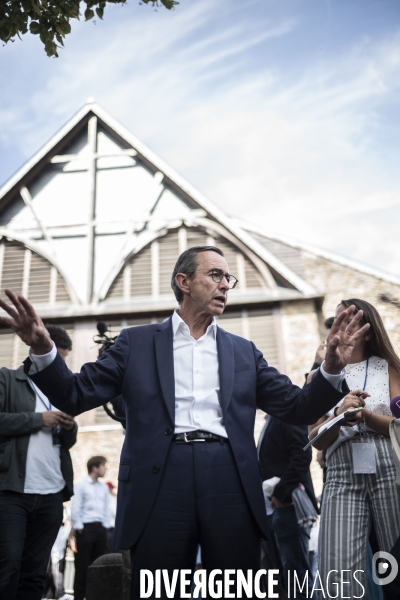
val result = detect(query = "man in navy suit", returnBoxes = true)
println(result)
[0,246,369,599]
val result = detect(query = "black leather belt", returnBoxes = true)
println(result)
[173,430,228,443]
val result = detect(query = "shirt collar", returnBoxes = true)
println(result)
[172,310,217,340]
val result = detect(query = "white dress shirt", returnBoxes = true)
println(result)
[71,476,109,530]
[172,310,227,437]
[29,316,345,440]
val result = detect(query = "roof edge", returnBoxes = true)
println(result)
[0,103,94,200]
[234,217,400,287]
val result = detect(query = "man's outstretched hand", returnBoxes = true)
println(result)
[324,305,370,374]
[0,289,53,355]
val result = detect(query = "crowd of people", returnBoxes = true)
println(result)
[0,245,399,600]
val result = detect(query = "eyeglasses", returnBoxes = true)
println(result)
[208,269,238,289]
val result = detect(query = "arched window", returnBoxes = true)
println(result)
[0,240,73,369]
[105,227,268,301]
[0,240,71,305]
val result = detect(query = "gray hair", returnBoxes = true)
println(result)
[171,246,224,303]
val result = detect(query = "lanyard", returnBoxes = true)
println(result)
[362,358,369,391]
[358,358,369,436]
[28,378,52,411]
[38,395,51,411]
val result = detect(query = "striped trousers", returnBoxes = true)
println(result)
[319,436,400,598]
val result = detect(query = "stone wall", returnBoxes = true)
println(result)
[280,299,321,386]
[70,426,125,487]
[302,251,400,354]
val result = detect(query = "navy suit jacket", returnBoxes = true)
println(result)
[26,316,346,549]
[258,416,318,512]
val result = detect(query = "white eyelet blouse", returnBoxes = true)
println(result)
[325,355,391,459]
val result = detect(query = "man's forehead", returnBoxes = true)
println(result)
[198,251,229,271]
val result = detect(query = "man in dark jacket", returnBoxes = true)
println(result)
[258,415,317,599]
[0,325,77,600]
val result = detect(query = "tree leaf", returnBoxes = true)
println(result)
[95,7,103,19]
[55,31,64,45]
[29,21,41,34]
[39,29,49,44]
[84,8,94,21]
[44,39,57,57]
[58,20,71,34]
[0,23,11,41]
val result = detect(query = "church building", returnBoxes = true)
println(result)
[1,99,400,490]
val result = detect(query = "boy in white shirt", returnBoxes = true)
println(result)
[71,456,109,600]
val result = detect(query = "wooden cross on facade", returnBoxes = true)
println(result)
[49,115,137,304]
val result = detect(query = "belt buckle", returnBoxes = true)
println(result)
[184,432,205,443]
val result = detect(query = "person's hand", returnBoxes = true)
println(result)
[70,536,78,553]
[315,343,327,365]
[270,495,292,509]
[0,289,53,354]
[324,306,370,374]
[336,390,369,427]
[58,412,75,431]
[42,411,63,428]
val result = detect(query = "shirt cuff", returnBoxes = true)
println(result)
[28,343,57,374]
[320,361,346,392]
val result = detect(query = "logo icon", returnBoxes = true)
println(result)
[372,551,398,586]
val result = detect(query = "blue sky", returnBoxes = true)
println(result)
[1,0,400,274]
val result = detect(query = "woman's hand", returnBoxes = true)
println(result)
[336,390,369,426]
[309,390,370,449]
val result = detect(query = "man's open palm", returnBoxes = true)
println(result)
[324,306,370,374]
[0,289,53,354]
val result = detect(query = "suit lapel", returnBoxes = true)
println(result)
[217,327,235,415]
[154,318,175,424]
